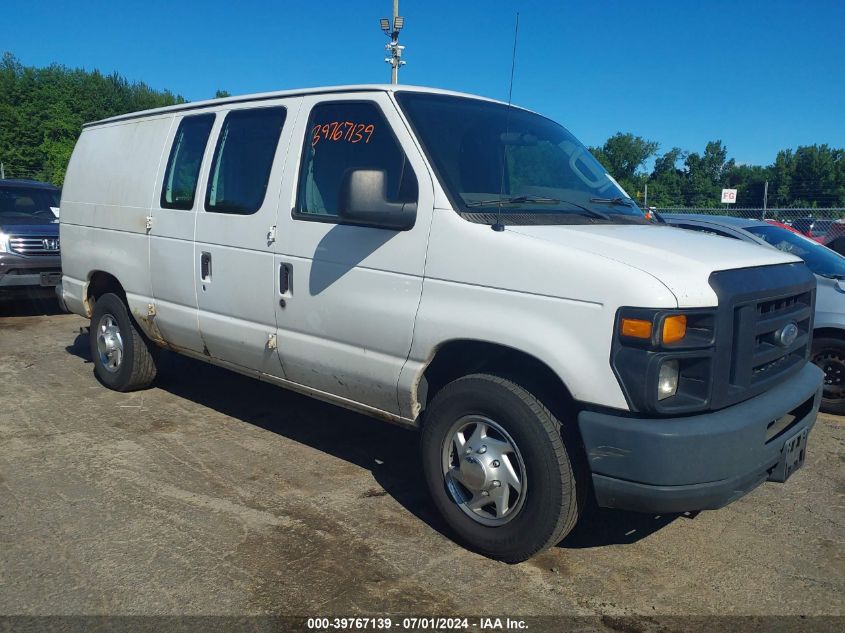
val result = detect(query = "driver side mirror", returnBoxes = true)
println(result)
[338,169,416,231]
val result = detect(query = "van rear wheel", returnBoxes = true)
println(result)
[421,373,586,562]
[89,293,158,391]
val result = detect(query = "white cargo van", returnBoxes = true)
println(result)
[59,85,823,562]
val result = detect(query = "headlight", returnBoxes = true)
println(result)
[662,315,687,344]
[0,232,9,253]
[657,360,679,400]
[619,313,689,345]
[612,308,716,414]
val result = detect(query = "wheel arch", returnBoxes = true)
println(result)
[85,270,127,316]
[813,326,845,342]
[83,270,162,345]
[416,338,578,425]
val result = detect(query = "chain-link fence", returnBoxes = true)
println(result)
[649,207,845,245]
[0,163,45,182]
[651,207,845,221]
[633,173,845,227]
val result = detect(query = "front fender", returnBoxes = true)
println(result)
[398,278,627,419]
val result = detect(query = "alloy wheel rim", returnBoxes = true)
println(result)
[96,313,124,373]
[441,415,527,526]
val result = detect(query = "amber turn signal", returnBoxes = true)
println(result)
[620,318,652,339]
[662,315,687,344]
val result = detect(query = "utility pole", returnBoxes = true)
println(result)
[762,180,769,220]
[643,183,648,208]
[1,162,5,180]
[381,1,405,84]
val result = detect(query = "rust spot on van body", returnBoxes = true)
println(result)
[131,309,166,346]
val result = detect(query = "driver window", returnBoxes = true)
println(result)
[294,101,417,221]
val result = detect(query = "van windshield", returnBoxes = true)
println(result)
[396,92,647,225]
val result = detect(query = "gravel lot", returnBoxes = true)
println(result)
[1,301,843,628]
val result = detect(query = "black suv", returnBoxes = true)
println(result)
[0,179,62,299]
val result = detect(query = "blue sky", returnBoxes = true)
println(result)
[4,0,844,166]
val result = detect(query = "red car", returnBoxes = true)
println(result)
[790,217,833,243]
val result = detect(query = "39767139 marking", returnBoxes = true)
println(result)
[311,121,375,146]
[306,617,394,630]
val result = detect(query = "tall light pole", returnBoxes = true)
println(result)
[381,1,405,84]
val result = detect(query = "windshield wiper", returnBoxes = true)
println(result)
[557,199,611,220]
[590,196,634,208]
[465,196,610,220]
[465,195,561,207]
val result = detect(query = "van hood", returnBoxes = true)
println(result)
[505,223,802,307]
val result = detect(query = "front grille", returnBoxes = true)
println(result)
[739,290,813,386]
[709,263,816,410]
[8,235,60,256]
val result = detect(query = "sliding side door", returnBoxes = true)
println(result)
[193,98,301,376]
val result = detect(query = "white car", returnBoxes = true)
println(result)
[58,85,822,561]
[664,214,845,415]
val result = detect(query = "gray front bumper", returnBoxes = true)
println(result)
[578,362,823,513]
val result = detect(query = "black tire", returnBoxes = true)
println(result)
[811,336,845,415]
[89,292,158,392]
[420,373,587,562]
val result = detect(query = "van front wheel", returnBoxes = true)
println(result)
[89,293,158,391]
[421,374,585,562]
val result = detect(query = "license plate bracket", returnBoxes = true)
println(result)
[769,427,809,483]
[40,272,61,287]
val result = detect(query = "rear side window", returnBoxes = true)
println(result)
[205,107,287,215]
[160,114,215,210]
[295,101,417,220]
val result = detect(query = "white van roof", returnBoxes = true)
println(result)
[83,84,509,128]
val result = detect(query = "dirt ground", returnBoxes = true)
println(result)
[0,301,843,629]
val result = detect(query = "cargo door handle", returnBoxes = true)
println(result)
[200,251,212,282]
[279,263,291,295]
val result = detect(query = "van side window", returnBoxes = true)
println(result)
[295,101,417,220]
[160,114,215,210]
[205,107,287,215]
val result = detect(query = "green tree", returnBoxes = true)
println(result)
[589,132,659,202]
[724,163,769,207]
[681,141,733,207]
[589,130,845,210]
[0,52,185,185]
[789,145,844,207]
[590,132,659,181]
[647,147,686,207]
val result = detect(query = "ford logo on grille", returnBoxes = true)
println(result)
[775,322,799,347]
[42,238,59,250]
